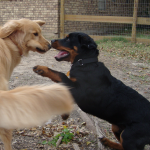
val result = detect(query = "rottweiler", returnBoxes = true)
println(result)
[33,32,150,150]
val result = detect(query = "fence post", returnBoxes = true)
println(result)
[131,0,139,43]
[60,0,65,38]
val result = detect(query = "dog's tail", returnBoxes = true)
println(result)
[0,84,73,129]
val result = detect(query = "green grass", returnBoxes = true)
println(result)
[96,37,150,63]
[41,127,74,147]
[136,33,150,39]
[96,37,128,43]
[108,28,150,39]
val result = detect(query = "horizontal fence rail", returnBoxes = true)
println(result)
[60,0,150,44]
[65,15,150,25]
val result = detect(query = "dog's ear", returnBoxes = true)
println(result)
[78,34,97,50]
[33,20,45,26]
[0,20,21,38]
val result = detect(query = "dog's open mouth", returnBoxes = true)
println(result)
[55,50,69,60]
[36,47,47,53]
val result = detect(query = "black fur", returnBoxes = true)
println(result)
[35,32,150,150]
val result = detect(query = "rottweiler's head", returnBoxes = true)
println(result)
[51,32,99,63]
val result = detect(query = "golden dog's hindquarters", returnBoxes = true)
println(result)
[0,84,74,130]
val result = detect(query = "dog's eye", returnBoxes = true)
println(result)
[33,33,38,36]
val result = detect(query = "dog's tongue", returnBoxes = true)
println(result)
[55,51,69,59]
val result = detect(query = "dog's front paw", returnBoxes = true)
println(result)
[99,137,110,147]
[33,65,48,76]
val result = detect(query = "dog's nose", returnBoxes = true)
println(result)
[48,44,51,49]
[51,39,56,44]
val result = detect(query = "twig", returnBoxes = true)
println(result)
[94,118,105,138]
[72,143,80,150]
[93,117,105,150]
[56,136,63,148]
[77,108,97,134]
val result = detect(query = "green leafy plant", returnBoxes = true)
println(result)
[41,127,74,147]
[41,140,47,145]
[61,128,74,144]
[48,134,61,147]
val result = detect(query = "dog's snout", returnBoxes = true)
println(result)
[48,44,51,49]
[51,39,56,44]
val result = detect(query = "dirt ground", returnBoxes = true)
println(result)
[0,48,149,150]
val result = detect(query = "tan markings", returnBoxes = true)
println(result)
[120,130,124,146]
[69,48,78,63]
[47,70,62,83]
[51,41,78,63]
[74,46,78,51]
[33,66,62,83]
[66,71,70,77]
[70,77,77,82]
[53,46,78,63]
[112,124,121,141]
[112,124,125,143]
[100,137,124,150]
[37,66,49,74]
[66,35,69,37]
[112,124,120,133]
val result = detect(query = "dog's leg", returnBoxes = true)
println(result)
[100,136,124,150]
[33,65,75,120]
[0,77,11,150]
[33,65,75,85]
[101,123,150,150]
[33,65,62,82]
[0,128,12,150]
[121,123,150,150]
[0,77,8,91]
[100,124,124,150]
[112,124,124,142]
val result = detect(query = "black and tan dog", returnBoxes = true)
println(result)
[33,32,150,150]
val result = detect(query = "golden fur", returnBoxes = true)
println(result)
[0,19,51,150]
[0,84,73,129]
[0,19,50,90]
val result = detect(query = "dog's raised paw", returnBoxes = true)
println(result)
[33,65,48,76]
[99,137,110,146]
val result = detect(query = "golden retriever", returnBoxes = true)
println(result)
[0,19,51,150]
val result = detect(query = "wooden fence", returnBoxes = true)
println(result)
[60,0,150,44]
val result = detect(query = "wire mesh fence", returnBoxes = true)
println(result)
[137,0,150,39]
[62,0,150,42]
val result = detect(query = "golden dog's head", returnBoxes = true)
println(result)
[0,19,51,55]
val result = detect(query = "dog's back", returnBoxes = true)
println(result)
[74,61,150,120]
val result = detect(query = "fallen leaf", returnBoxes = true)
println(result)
[87,141,91,145]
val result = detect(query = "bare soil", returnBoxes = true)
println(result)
[0,49,149,150]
